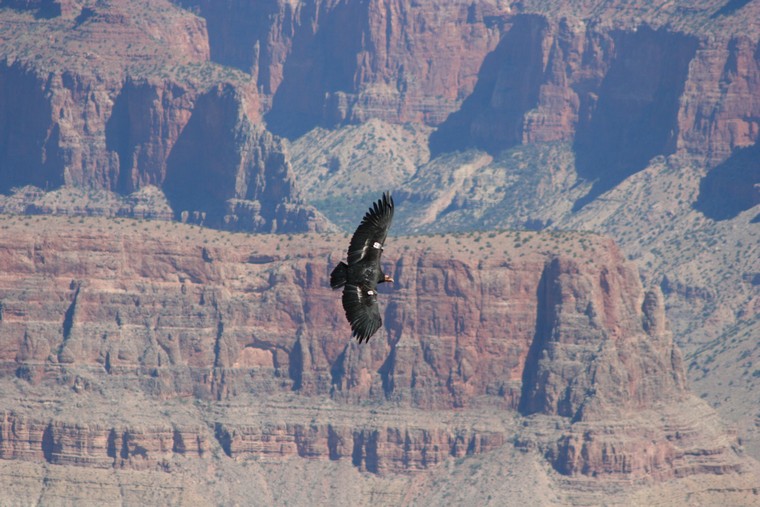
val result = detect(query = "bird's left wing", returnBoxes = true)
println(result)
[341,284,383,343]
[347,192,394,266]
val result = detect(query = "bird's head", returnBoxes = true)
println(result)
[383,274,394,284]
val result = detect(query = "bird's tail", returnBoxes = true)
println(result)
[330,262,348,289]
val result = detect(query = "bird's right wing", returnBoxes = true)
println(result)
[342,284,382,343]
[347,192,394,265]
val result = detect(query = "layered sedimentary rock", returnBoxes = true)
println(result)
[540,397,747,480]
[0,2,328,232]
[178,0,508,134]
[164,0,760,225]
[0,412,208,470]
[519,259,687,420]
[0,216,753,491]
[210,420,506,474]
[1,1,757,226]
[0,1,758,500]
[176,0,760,165]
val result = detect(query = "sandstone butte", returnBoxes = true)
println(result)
[0,215,758,505]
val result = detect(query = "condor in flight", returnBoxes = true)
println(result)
[330,192,394,343]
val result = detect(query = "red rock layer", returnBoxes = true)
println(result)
[2,2,757,222]
[0,222,684,412]
[212,421,505,474]
[0,412,207,470]
[0,219,742,481]
[181,0,506,131]
[182,0,759,165]
[0,3,327,232]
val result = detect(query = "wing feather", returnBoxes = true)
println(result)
[347,192,394,266]
[342,284,382,343]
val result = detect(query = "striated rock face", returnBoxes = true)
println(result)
[164,0,760,223]
[211,420,505,474]
[0,219,562,408]
[2,1,757,226]
[431,18,702,205]
[0,216,753,493]
[1,0,212,175]
[519,258,686,421]
[0,61,66,192]
[536,397,747,480]
[0,4,758,497]
[678,35,760,161]
[0,409,502,475]
[160,83,330,232]
[0,2,328,233]
[178,0,508,135]
[176,0,760,167]
[418,8,757,210]
[0,412,208,470]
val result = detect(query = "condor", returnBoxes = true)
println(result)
[330,192,394,343]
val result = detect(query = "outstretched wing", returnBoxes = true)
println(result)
[342,284,382,343]
[347,192,394,266]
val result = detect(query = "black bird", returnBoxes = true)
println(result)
[330,192,394,343]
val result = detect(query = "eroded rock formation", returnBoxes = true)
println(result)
[1,1,758,225]
[0,217,753,494]
[0,2,328,232]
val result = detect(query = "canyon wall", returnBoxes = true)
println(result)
[179,0,760,164]
[2,1,758,225]
[0,1,758,503]
[0,217,750,487]
[0,3,328,232]
[172,0,759,214]
[0,220,684,412]
[178,0,507,135]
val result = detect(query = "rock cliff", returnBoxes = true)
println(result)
[178,0,760,169]
[178,0,507,135]
[429,14,758,206]
[0,215,756,504]
[167,0,760,242]
[257,1,759,455]
[1,0,757,224]
[0,2,328,232]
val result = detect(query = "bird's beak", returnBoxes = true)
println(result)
[385,275,394,284]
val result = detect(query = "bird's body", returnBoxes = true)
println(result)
[330,192,394,343]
